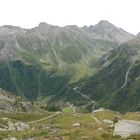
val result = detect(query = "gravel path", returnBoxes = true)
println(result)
[28,112,60,124]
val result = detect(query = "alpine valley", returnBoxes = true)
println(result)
[1,20,140,140]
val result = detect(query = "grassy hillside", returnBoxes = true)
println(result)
[0,109,140,140]
[0,23,118,108]
[0,60,90,108]
[77,39,140,113]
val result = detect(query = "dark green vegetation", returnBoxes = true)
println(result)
[0,21,119,109]
[0,21,139,113]
[0,60,91,108]
[78,38,140,113]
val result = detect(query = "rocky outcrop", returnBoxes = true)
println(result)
[7,121,16,131]
[0,89,36,112]
[113,119,140,138]
[15,122,30,131]
[0,121,30,131]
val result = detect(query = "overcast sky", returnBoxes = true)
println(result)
[0,0,140,34]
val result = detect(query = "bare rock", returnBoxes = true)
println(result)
[7,121,16,131]
[103,119,114,124]
[15,122,30,131]
[72,122,80,127]
[93,108,104,113]
[6,121,30,131]
[113,119,140,138]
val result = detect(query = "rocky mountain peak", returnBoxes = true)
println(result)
[137,32,140,37]
[96,20,114,27]
[85,20,135,43]
[38,22,51,27]
[38,22,52,33]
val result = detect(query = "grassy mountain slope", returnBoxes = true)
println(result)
[0,22,119,82]
[77,37,140,112]
[0,60,90,107]
[0,109,140,140]
[0,21,135,111]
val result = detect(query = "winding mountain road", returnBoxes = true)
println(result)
[121,66,132,89]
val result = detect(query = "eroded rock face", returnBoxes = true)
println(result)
[15,122,30,131]
[1,121,30,131]
[113,119,140,138]
[0,89,36,112]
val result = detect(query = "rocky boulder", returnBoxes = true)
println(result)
[113,119,140,138]
[72,122,80,127]
[7,121,16,131]
[15,122,30,131]
[5,121,30,131]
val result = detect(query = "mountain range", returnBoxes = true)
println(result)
[0,20,139,113]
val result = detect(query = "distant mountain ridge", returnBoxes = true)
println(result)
[0,20,138,112]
